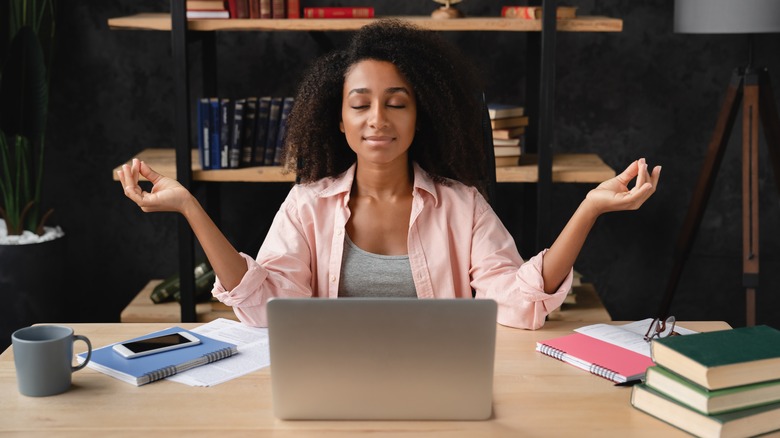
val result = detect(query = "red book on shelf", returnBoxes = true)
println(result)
[303,7,374,18]
[286,0,300,18]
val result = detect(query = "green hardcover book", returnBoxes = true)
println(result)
[631,384,780,438]
[650,325,780,390]
[645,365,780,415]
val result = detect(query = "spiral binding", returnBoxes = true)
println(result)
[143,346,236,384]
[538,344,565,361]
[589,363,618,382]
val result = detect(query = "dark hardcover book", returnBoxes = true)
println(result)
[263,97,283,165]
[272,0,285,18]
[651,325,780,390]
[230,98,245,168]
[209,97,221,169]
[631,383,780,438]
[197,97,212,170]
[219,98,232,169]
[644,365,780,415]
[273,97,294,166]
[77,327,238,387]
[235,0,249,18]
[240,97,258,166]
[248,0,260,18]
[260,0,271,18]
[253,96,272,166]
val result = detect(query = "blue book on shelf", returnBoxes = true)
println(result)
[197,98,211,169]
[77,327,238,386]
[209,98,222,169]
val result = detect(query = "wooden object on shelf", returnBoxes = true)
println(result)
[120,280,238,323]
[107,13,622,32]
[113,148,615,184]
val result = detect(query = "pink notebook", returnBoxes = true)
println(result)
[536,332,653,384]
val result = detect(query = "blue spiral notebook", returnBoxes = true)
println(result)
[77,326,238,386]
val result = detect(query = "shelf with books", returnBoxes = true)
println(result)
[113,148,615,184]
[109,2,623,322]
[108,13,623,32]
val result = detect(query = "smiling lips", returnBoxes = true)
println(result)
[363,135,394,146]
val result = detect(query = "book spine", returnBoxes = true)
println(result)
[263,97,283,165]
[209,98,221,169]
[272,0,285,18]
[197,98,210,170]
[273,97,294,166]
[260,0,271,18]
[230,98,244,168]
[235,0,249,18]
[253,97,272,165]
[220,98,232,168]
[303,7,374,18]
[286,0,300,18]
[240,97,257,166]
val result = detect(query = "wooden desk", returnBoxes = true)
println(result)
[0,321,732,436]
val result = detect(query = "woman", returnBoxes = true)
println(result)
[117,19,660,329]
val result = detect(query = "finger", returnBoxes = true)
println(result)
[138,160,164,185]
[616,160,639,187]
[633,158,648,191]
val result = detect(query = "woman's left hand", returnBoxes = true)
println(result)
[585,158,661,215]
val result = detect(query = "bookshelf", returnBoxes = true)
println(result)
[112,148,615,184]
[109,2,622,322]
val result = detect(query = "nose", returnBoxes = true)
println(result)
[368,104,389,129]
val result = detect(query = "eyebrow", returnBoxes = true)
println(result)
[347,87,411,96]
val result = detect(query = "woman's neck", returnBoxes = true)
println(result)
[352,159,413,200]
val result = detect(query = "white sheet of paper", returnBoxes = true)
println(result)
[574,318,697,357]
[167,318,270,387]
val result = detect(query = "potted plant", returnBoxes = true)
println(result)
[0,0,65,343]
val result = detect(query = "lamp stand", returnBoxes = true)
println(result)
[659,66,780,326]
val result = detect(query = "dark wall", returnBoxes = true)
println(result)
[40,1,780,331]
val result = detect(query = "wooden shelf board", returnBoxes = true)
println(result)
[112,148,296,183]
[108,13,622,32]
[114,148,615,184]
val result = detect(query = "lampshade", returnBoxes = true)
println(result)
[674,0,780,34]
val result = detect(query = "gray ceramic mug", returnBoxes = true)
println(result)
[11,325,92,397]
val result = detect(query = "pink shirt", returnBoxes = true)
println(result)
[212,162,571,329]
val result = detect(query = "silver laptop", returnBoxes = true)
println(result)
[267,298,497,420]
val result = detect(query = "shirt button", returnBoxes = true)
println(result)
[330,275,336,283]
[336,229,343,236]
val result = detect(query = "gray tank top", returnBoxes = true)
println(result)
[338,234,418,298]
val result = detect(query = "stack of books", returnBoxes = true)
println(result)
[188,0,303,19]
[488,103,527,167]
[187,0,230,19]
[631,325,780,438]
[197,96,295,170]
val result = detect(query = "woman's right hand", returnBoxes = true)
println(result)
[117,158,193,213]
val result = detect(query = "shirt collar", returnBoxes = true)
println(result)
[315,161,440,206]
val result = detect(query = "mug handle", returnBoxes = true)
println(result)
[72,335,92,372]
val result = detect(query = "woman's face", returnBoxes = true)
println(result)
[340,59,417,167]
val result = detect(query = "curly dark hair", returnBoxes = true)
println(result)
[282,18,488,194]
